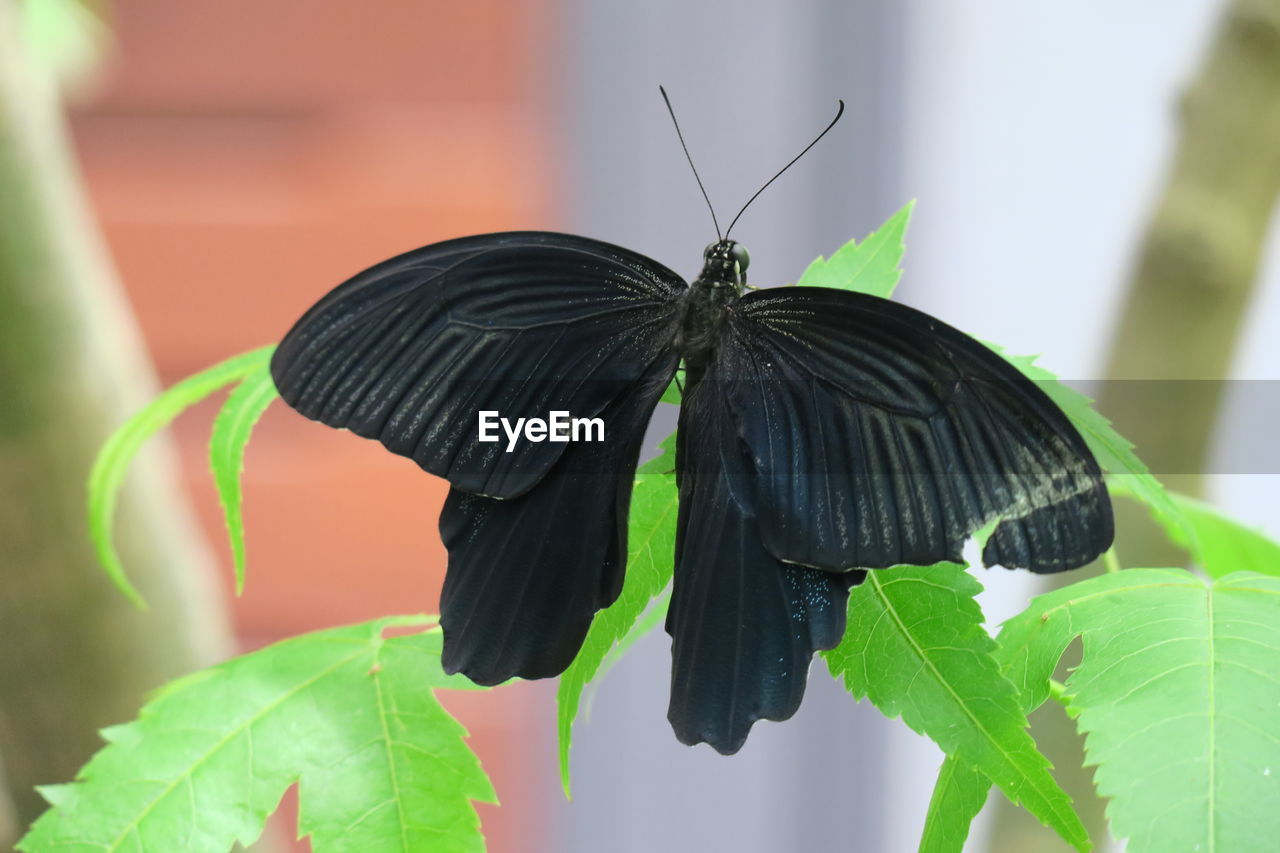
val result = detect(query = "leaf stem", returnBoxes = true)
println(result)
[1102,547,1122,574]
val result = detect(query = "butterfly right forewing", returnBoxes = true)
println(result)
[662,280,1112,754]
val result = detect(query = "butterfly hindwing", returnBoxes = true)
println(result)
[270,231,686,498]
[665,362,859,754]
[438,367,675,685]
[721,286,1113,574]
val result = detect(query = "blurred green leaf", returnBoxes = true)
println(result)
[209,361,279,595]
[1111,485,1280,579]
[18,616,495,853]
[87,345,275,606]
[20,0,110,86]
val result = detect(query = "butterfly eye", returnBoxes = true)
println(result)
[731,243,750,273]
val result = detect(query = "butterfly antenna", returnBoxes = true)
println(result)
[660,85,722,241]
[725,99,845,239]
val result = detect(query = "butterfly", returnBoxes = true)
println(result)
[268,95,1113,755]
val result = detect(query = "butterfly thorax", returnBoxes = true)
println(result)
[677,240,749,369]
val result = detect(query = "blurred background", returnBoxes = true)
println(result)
[2,0,1278,851]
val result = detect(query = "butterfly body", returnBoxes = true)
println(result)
[271,228,1113,755]
[676,239,748,370]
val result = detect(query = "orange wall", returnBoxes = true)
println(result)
[69,2,562,850]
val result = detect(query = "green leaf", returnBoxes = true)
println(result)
[1111,485,1280,579]
[18,616,497,853]
[824,564,1089,851]
[1169,493,1280,578]
[918,343,1212,852]
[795,200,914,297]
[919,570,1169,851]
[592,587,671,687]
[919,571,1140,852]
[918,757,990,853]
[209,362,280,594]
[556,435,678,795]
[87,345,276,606]
[989,344,1200,564]
[660,366,684,405]
[992,569,1280,853]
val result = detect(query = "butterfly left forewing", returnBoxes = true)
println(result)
[724,286,1113,574]
[271,231,685,499]
[271,231,687,685]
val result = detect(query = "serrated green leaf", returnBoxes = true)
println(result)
[210,363,279,594]
[795,200,914,297]
[592,586,671,686]
[918,757,990,853]
[918,348,1208,850]
[824,564,1089,851]
[920,570,1171,852]
[919,570,1140,853]
[87,345,276,606]
[18,616,496,853]
[1110,485,1280,579]
[556,434,678,795]
[988,344,1200,564]
[990,569,1280,853]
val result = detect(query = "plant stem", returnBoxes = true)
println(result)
[1100,0,1280,566]
[0,0,238,829]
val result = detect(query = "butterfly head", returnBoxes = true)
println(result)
[701,240,750,292]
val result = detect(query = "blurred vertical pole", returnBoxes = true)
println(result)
[1100,0,1280,545]
[987,2,1280,851]
[0,754,15,850]
[0,0,238,831]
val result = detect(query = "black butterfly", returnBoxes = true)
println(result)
[268,99,1113,755]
